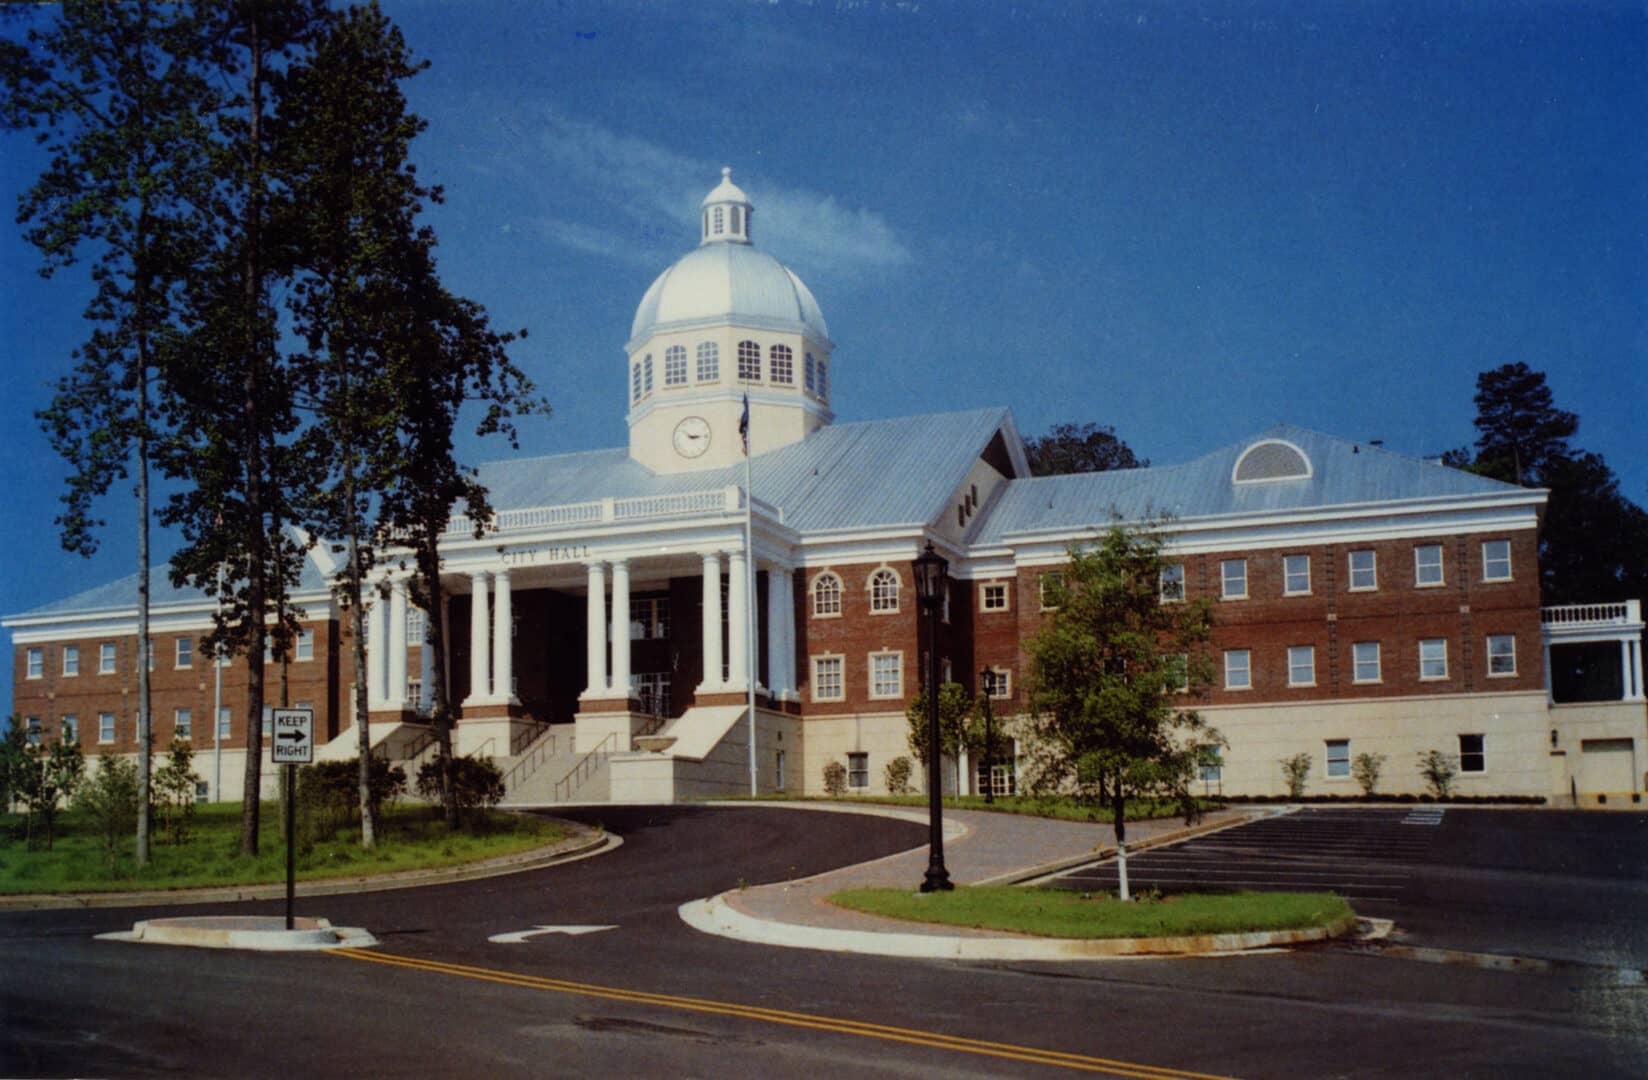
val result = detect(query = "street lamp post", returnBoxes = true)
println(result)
[979,665,995,805]
[912,541,953,892]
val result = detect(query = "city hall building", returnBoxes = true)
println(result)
[8,172,1645,806]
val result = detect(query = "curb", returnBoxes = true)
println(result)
[0,824,616,912]
[97,915,379,952]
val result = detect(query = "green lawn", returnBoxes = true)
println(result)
[0,801,567,894]
[829,886,1353,939]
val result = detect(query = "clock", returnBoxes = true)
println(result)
[672,416,712,458]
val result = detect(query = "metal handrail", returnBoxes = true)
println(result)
[553,731,616,802]
[501,726,559,793]
[510,720,552,756]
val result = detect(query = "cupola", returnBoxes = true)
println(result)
[701,167,753,245]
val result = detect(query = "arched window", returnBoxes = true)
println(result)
[664,345,688,386]
[696,341,719,381]
[729,206,741,236]
[769,344,793,384]
[868,568,899,613]
[712,206,724,236]
[812,572,842,617]
[816,358,829,400]
[642,354,653,395]
[737,340,760,381]
[804,353,816,393]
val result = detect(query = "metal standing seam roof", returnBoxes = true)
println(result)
[628,242,829,347]
[971,423,1540,544]
[13,551,334,620]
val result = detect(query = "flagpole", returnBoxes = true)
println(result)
[742,395,757,796]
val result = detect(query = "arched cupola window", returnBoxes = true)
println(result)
[1232,439,1312,484]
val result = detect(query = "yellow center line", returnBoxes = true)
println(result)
[332,949,1235,1079]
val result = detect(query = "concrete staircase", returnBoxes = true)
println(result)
[498,724,614,806]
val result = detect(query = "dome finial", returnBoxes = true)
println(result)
[722,165,732,181]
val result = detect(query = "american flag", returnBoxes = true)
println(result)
[739,393,750,455]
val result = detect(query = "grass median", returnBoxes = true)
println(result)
[0,802,568,894]
[829,886,1353,939]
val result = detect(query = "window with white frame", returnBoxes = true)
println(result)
[664,344,688,386]
[1039,571,1064,610]
[1486,634,1516,676]
[1283,554,1311,595]
[407,608,425,643]
[1481,539,1512,581]
[811,655,844,701]
[296,628,314,662]
[1326,738,1351,778]
[1167,653,1190,692]
[100,641,117,674]
[1414,544,1444,587]
[982,666,1011,699]
[26,647,42,679]
[812,572,842,617]
[980,582,1008,612]
[1459,733,1485,773]
[1160,563,1185,602]
[696,341,719,382]
[869,652,903,699]
[737,339,760,381]
[769,343,793,385]
[176,636,193,669]
[712,205,724,235]
[1197,744,1223,784]
[1287,645,1315,687]
[26,717,41,746]
[1419,638,1448,680]
[1224,649,1252,690]
[99,712,116,744]
[174,708,192,741]
[868,568,899,613]
[977,738,1018,796]
[217,707,232,739]
[1220,559,1248,599]
[1348,549,1377,590]
[60,714,78,744]
[847,752,869,789]
[63,645,79,676]
[1352,641,1382,683]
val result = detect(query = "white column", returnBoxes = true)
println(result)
[1626,638,1644,702]
[584,561,607,698]
[727,549,749,691]
[766,564,787,698]
[366,594,387,709]
[779,567,797,699]
[700,552,723,690]
[466,571,490,705]
[418,607,434,714]
[1543,640,1554,704]
[611,559,632,701]
[493,567,516,705]
[388,579,409,709]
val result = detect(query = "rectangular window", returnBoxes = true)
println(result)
[664,346,688,386]
[1197,745,1223,784]
[1419,638,1448,680]
[1287,645,1316,687]
[869,652,903,699]
[63,645,79,676]
[1326,739,1351,778]
[1487,634,1516,676]
[737,340,761,381]
[1220,559,1247,600]
[811,656,844,702]
[1458,733,1485,773]
[1168,653,1190,692]
[26,647,42,679]
[176,636,193,669]
[982,667,1011,699]
[1283,554,1311,595]
[99,712,116,744]
[407,609,426,644]
[977,738,1018,797]
[174,708,192,741]
[980,583,1008,612]
[1352,641,1382,683]
[25,718,41,746]
[1039,571,1064,610]
[195,781,210,801]
[60,714,78,744]
[1414,544,1444,587]
[847,752,869,789]
[1159,563,1185,602]
[292,628,314,662]
[697,342,719,382]
[100,642,117,674]
[1348,549,1377,591]
[217,707,233,739]
[1224,649,1252,690]
[1482,539,1512,582]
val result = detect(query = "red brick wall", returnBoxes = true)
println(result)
[798,561,921,714]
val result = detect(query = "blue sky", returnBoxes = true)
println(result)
[3,0,1644,713]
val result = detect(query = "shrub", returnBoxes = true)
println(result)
[1279,753,1311,799]
[73,754,139,870]
[297,758,407,840]
[415,756,505,827]
[1351,752,1386,797]
[153,739,202,845]
[822,760,847,796]
[884,755,914,795]
[1417,750,1459,799]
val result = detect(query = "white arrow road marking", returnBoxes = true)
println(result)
[487,925,618,944]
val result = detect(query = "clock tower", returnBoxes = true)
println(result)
[625,169,834,473]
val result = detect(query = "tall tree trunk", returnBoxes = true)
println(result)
[346,456,376,848]
[420,534,458,829]
[135,266,152,867]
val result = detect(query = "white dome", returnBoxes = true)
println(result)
[629,234,830,346]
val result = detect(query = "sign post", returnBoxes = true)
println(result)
[271,708,314,930]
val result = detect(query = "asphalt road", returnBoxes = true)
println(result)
[2,804,1644,1078]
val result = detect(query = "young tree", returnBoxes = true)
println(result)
[1023,525,1216,900]
[3,0,214,867]
[904,681,974,793]
[1024,422,1146,476]
[15,738,86,850]
[74,754,141,870]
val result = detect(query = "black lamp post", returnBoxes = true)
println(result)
[912,541,953,892]
[979,665,995,805]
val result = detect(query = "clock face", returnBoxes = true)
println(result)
[673,416,712,458]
